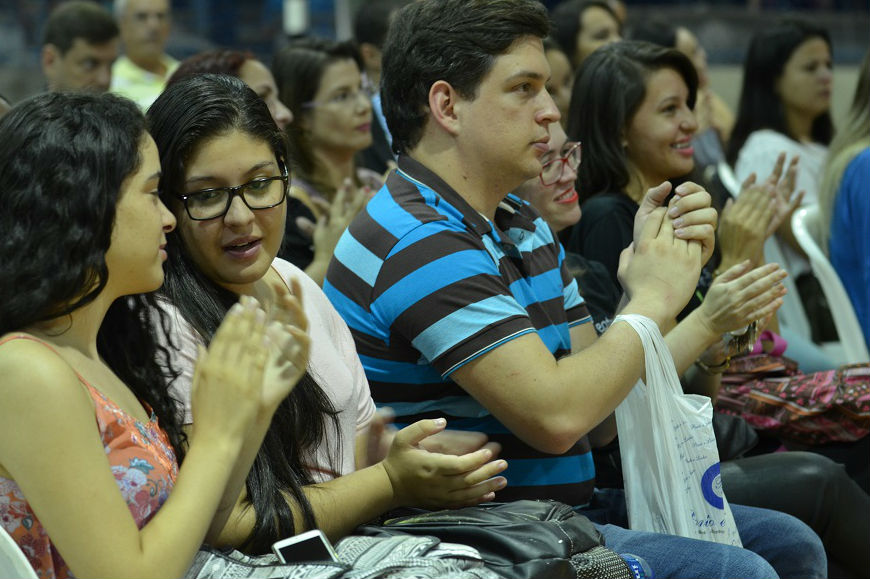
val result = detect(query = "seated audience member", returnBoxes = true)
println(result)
[0,91,301,578]
[353,0,408,174]
[566,40,831,374]
[111,0,178,109]
[271,38,376,285]
[147,73,506,551]
[168,49,292,130]
[630,19,735,168]
[324,1,826,577]
[728,19,834,337]
[166,49,362,289]
[518,120,870,579]
[819,49,870,349]
[550,0,622,70]
[41,0,119,93]
[728,18,833,206]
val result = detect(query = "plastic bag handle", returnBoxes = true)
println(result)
[613,314,682,396]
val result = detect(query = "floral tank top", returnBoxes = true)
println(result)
[0,336,178,579]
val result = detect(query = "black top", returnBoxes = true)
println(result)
[567,192,638,291]
[278,195,316,270]
[566,190,712,323]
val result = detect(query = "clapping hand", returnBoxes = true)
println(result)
[190,296,271,441]
[382,418,508,509]
[634,181,717,266]
[718,179,776,269]
[620,203,704,322]
[261,280,311,410]
[697,261,787,336]
[761,152,804,238]
[296,178,371,258]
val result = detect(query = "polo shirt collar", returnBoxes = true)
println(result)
[396,154,495,237]
[397,155,541,246]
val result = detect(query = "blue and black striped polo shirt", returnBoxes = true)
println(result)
[324,155,596,505]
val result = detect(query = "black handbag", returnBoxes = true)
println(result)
[357,499,635,579]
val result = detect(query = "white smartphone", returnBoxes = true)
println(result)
[271,529,339,564]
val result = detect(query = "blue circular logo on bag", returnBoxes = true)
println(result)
[701,463,724,509]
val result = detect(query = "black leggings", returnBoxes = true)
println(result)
[720,451,870,578]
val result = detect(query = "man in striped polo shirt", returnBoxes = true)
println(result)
[324,1,819,577]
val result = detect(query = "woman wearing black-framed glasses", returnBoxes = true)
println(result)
[147,73,504,557]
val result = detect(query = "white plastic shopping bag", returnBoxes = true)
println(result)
[613,314,742,547]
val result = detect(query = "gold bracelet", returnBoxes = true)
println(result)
[696,357,731,374]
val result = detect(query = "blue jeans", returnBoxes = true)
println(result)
[580,489,826,579]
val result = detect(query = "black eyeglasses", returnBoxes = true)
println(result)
[539,142,582,186]
[175,165,289,221]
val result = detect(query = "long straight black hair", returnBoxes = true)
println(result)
[147,74,339,554]
[727,19,834,166]
[0,92,187,459]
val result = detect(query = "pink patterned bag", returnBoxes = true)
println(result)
[717,363,870,445]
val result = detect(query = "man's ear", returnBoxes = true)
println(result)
[428,80,461,136]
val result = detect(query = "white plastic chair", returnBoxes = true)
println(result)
[0,525,38,579]
[791,205,870,364]
[715,161,813,341]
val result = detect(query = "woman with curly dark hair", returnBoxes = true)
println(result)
[0,91,303,578]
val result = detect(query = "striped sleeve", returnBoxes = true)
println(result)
[374,223,536,376]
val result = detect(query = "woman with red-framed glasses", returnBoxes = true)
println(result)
[515,123,623,333]
[525,123,583,234]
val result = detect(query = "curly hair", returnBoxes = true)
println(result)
[0,91,186,458]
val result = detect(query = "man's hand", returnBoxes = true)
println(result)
[634,181,717,266]
[620,206,704,323]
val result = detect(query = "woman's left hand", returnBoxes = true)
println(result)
[762,152,805,238]
[261,278,311,410]
[698,261,787,336]
[717,178,776,268]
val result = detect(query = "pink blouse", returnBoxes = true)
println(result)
[0,336,178,579]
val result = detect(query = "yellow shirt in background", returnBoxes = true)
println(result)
[110,54,179,110]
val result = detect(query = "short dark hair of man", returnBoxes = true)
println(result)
[43,0,119,54]
[381,0,549,156]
